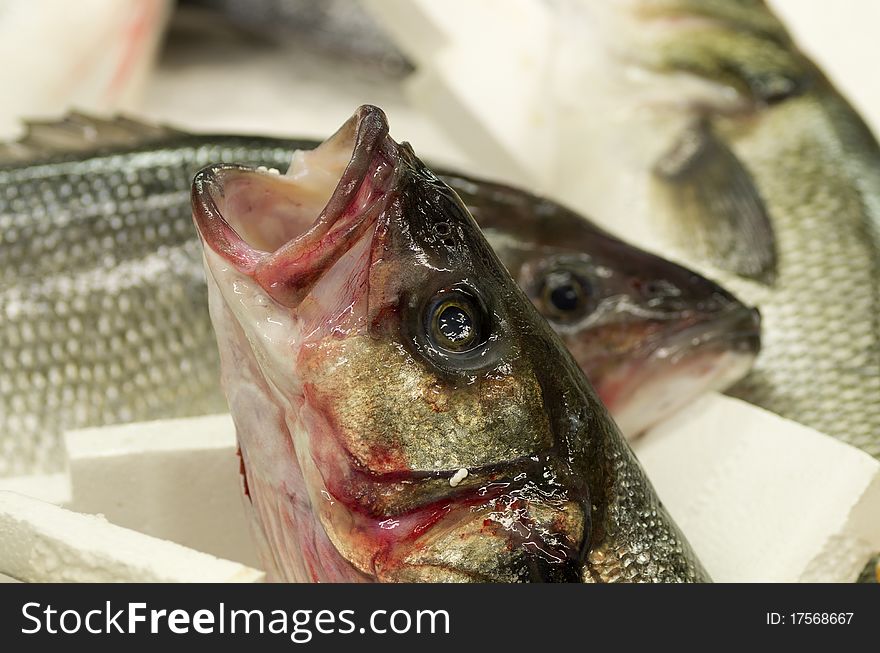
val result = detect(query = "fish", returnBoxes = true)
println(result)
[191,104,709,582]
[0,113,756,477]
[175,0,409,70]
[546,0,880,459]
[452,175,760,437]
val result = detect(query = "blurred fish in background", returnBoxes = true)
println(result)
[543,0,880,458]
[144,1,459,162]
[177,0,409,69]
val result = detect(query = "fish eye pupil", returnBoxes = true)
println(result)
[541,269,592,322]
[437,304,473,344]
[550,284,580,312]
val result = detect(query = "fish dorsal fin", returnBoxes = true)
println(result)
[652,119,778,283]
[0,112,185,165]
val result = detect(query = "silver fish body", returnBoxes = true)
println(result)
[1,135,297,474]
[716,90,880,456]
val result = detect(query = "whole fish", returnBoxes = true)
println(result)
[192,104,708,582]
[551,0,880,457]
[0,114,756,476]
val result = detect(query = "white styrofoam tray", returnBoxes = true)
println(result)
[1,393,877,583]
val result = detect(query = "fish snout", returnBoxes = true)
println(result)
[666,267,762,355]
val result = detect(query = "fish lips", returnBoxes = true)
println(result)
[345,461,591,583]
[664,304,762,358]
[592,305,761,435]
[612,303,762,364]
[191,105,398,312]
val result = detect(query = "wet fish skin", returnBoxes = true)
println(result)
[559,0,880,457]
[451,173,761,436]
[192,105,709,582]
[0,117,756,476]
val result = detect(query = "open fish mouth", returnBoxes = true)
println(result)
[191,106,396,312]
[191,105,591,582]
[595,305,761,436]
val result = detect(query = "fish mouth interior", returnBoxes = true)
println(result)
[219,146,353,254]
[191,105,397,305]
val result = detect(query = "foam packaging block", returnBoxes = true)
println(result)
[0,473,71,507]
[0,492,263,583]
[632,394,880,582]
[4,394,878,582]
[64,414,259,569]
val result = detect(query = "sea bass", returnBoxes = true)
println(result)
[192,104,709,582]
[550,0,880,456]
[0,114,756,476]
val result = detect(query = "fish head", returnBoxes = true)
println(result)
[472,186,761,437]
[193,106,606,582]
[554,230,761,437]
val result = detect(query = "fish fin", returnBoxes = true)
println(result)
[0,112,184,165]
[652,120,777,282]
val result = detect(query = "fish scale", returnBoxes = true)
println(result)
[0,139,298,475]
[710,94,880,457]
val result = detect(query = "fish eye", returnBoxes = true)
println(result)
[540,269,593,322]
[426,290,486,353]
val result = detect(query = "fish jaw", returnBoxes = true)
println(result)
[193,105,591,582]
[601,347,756,437]
[585,306,761,437]
[203,257,366,582]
